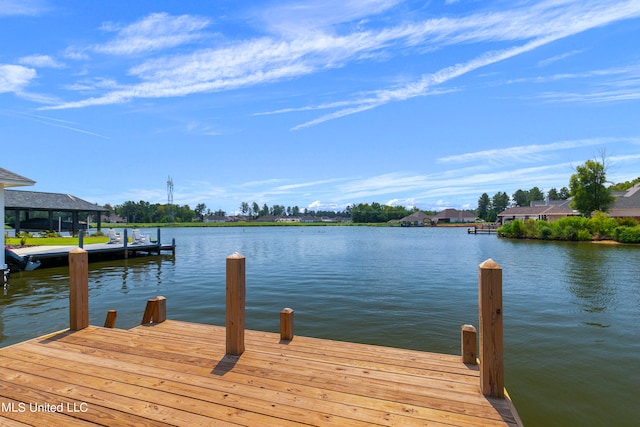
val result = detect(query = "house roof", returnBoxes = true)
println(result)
[0,168,35,188]
[498,205,575,217]
[5,189,106,212]
[530,199,571,208]
[400,211,431,222]
[433,208,476,220]
[611,183,640,210]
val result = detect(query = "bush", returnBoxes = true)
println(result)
[538,225,553,240]
[576,229,592,241]
[499,220,525,238]
[552,217,589,241]
[614,225,640,243]
[588,211,618,239]
[498,215,640,243]
[616,217,638,227]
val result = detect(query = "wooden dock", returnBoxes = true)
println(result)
[0,252,522,426]
[12,229,175,268]
[467,225,500,234]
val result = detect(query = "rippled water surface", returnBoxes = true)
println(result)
[2,226,639,426]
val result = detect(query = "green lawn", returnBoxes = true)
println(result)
[5,236,108,246]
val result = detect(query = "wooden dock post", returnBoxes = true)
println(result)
[104,310,117,328]
[69,248,89,331]
[280,308,294,341]
[478,258,504,398]
[226,252,246,355]
[141,296,167,324]
[461,324,477,365]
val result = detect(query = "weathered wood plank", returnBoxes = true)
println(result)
[0,322,519,427]
[4,342,511,427]
[0,353,448,427]
[11,327,515,425]
[135,321,478,375]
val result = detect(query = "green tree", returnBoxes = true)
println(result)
[512,189,530,207]
[252,202,260,218]
[477,193,491,220]
[529,186,544,203]
[195,203,207,221]
[240,202,249,215]
[271,204,285,216]
[491,192,510,215]
[547,188,560,200]
[569,159,615,216]
[609,177,640,191]
[559,187,570,199]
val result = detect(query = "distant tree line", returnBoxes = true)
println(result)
[109,201,196,223]
[105,200,352,223]
[349,203,435,223]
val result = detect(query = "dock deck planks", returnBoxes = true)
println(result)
[0,320,519,426]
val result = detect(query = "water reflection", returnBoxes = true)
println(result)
[562,243,616,317]
[0,255,175,346]
[1,227,639,427]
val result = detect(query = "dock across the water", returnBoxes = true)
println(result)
[468,224,500,234]
[0,251,522,426]
[12,228,175,268]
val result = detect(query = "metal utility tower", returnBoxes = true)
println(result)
[167,176,174,221]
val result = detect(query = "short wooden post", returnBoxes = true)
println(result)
[104,310,117,328]
[141,296,167,324]
[280,308,294,341]
[461,324,477,364]
[69,248,89,331]
[478,258,504,398]
[226,253,246,355]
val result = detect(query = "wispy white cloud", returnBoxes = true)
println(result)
[291,1,640,128]
[506,63,639,85]
[36,0,640,126]
[94,12,211,55]
[260,0,402,34]
[18,54,65,69]
[16,112,110,139]
[437,137,635,164]
[538,49,584,67]
[0,64,37,93]
[0,0,48,16]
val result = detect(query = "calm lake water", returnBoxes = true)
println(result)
[2,226,639,426]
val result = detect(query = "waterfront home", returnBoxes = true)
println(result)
[433,208,477,223]
[497,205,578,224]
[398,211,432,226]
[609,183,640,221]
[203,215,228,223]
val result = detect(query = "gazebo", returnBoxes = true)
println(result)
[1,168,35,276]
[4,189,107,235]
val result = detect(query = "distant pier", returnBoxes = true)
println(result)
[468,224,500,234]
[12,228,175,268]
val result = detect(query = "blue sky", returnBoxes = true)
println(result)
[1,0,639,214]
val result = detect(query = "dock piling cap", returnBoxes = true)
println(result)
[227,252,245,259]
[479,258,501,269]
[70,247,87,254]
